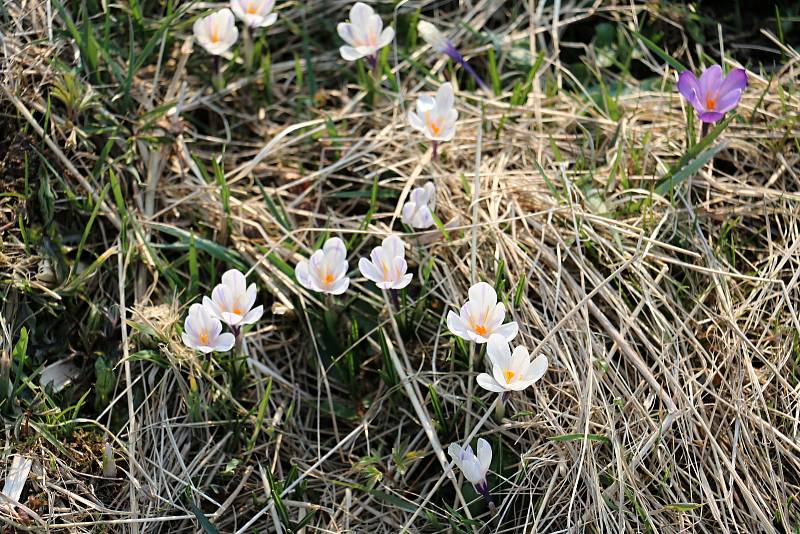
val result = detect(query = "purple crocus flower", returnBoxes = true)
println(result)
[418,20,489,92]
[677,65,748,123]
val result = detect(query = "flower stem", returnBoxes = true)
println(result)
[432,140,439,160]
[494,396,506,420]
[212,55,224,92]
[242,25,254,72]
[446,48,490,92]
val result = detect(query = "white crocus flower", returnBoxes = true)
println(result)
[448,438,492,501]
[358,235,413,290]
[447,282,518,343]
[417,20,489,91]
[231,0,277,28]
[181,303,236,354]
[193,9,239,56]
[408,82,458,143]
[203,269,264,328]
[477,334,548,393]
[295,237,350,295]
[337,2,395,67]
[417,21,450,54]
[401,182,436,229]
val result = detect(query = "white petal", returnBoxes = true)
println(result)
[436,82,454,112]
[486,334,511,368]
[525,354,548,382]
[476,373,505,393]
[423,182,436,209]
[377,26,395,48]
[295,260,313,290]
[214,332,236,352]
[468,282,496,309]
[382,235,404,259]
[476,438,492,473]
[395,273,413,289]
[242,305,264,325]
[447,310,470,339]
[222,268,247,295]
[493,321,519,342]
[258,12,277,27]
[324,237,347,257]
[407,110,425,131]
[359,258,382,283]
[401,202,417,225]
[327,276,350,295]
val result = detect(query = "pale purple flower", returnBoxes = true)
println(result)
[358,235,413,290]
[337,2,394,69]
[417,21,489,92]
[677,65,747,123]
[448,438,493,504]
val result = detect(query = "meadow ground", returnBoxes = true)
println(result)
[1,0,800,532]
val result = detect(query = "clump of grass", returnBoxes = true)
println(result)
[1,0,800,532]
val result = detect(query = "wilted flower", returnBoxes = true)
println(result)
[448,438,493,504]
[447,282,518,343]
[203,269,264,328]
[231,0,278,28]
[358,235,413,290]
[337,2,395,68]
[408,82,458,158]
[401,182,436,229]
[181,303,236,354]
[477,334,548,394]
[417,20,488,91]
[193,9,239,56]
[677,64,747,123]
[295,237,350,295]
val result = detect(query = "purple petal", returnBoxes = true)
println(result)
[714,89,743,114]
[718,68,747,96]
[677,71,702,110]
[698,111,725,123]
[698,65,723,97]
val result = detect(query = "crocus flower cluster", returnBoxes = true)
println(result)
[182,269,263,354]
[193,0,279,56]
[678,64,748,123]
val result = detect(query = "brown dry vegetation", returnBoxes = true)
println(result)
[1,0,800,532]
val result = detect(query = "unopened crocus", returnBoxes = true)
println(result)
[295,237,350,295]
[417,20,489,92]
[401,182,436,229]
[477,334,548,395]
[231,0,277,28]
[358,235,413,290]
[193,9,239,56]
[447,282,518,343]
[677,64,747,123]
[102,442,117,478]
[407,82,458,159]
[337,2,395,69]
[203,269,264,329]
[182,303,236,354]
[448,438,493,505]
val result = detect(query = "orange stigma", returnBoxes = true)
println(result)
[199,331,209,345]
[210,29,220,43]
[323,273,335,285]
[705,96,717,110]
[246,2,257,14]
[503,369,515,383]
[474,324,488,336]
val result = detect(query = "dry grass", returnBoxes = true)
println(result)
[2,0,800,532]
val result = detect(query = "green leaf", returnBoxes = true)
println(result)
[631,31,685,72]
[190,504,220,534]
[548,433,611,445]
[655,141,728,197]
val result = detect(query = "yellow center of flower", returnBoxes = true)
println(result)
[474,324,488,336]
[706,95,717,110]
[504,369,515,383]
[323,273,335,285]
[199,331,209,345]
[210,27,220,43]
[424,111,440,136]
[246,2,258,14]
[232,307,242,315]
